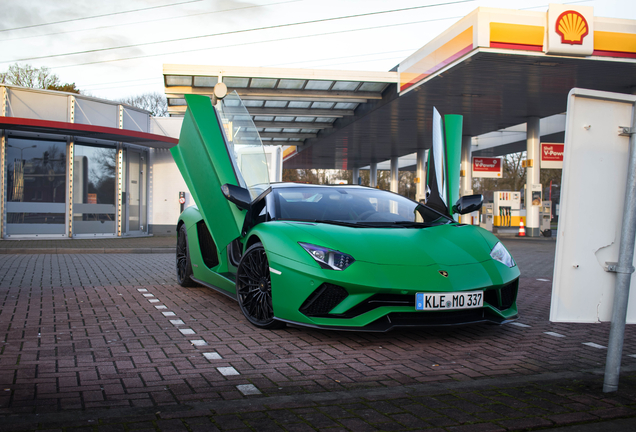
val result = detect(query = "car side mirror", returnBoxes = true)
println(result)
[221,183,251,210]
[452,194,483,215]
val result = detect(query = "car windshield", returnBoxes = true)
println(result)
[272,186,452,227]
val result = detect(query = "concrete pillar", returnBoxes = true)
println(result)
[352,167,360,185]
[526,117,541,237]
[370,162,378,187]
[415,149,427,203]
[460,136,473,197]
[390,157,399,193]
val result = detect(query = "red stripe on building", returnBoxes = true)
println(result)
[490,42,543,52]
[593,50,636,59]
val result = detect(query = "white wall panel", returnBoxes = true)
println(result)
[74,99,117,128]
[551,88,636,323]
[8,89,68,121]
[122,107,149,132]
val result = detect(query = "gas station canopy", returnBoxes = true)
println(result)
[164,65,395,143]
[164,5,636,170]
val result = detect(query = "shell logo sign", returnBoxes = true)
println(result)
[547,4,594,56]
[555,11,589,45]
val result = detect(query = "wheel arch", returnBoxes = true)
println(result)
[178,206,203,230]
[244,234,263,252]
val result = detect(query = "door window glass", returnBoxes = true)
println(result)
[217,92,270,199]
[73,143,117,235]
[128,151,140,231]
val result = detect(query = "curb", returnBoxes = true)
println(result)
[0,247,176,254]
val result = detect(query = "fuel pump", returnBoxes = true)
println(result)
[493,191,522,227]
[540,200,552,236]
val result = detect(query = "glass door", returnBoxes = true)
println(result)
[72,143,117,236]
[126,149,147,235]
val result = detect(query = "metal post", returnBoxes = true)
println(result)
[1,132,5,239]
[352,167,360,185]
[526,117,541,237]
[117,145,123,237]
[0,87,6,238]
[460,136,473,197]
[390,157,399,193]
[67,139,74,237]
[370,162,378,188]
[68,96,75,238]
[1,86,6,117]
[603,105,636,393]
[416,149,427,202]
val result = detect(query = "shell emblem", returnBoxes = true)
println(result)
[555,10,589,45]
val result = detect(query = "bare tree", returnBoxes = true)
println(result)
[119,93,168,117]
[1,63,80,94]
[1,63,59,88]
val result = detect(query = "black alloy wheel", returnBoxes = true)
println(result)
[176,224,196,287]
[236,242,285,329]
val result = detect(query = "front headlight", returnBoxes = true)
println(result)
[490,242,515,268]
[299,242,355,271]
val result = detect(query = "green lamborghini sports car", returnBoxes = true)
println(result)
[171,92,519,331]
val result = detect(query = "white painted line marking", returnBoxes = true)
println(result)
[148,299,160,303]
[511,322,531,328]
[237,384,261,395]
[629,354,636,358]
[162,312,176,316]
[143,294,154,297]
[190,339,208,346]
[544,331,565,338]
[155,305,167,309]
[179,328,196,335]
[583,342,606,349]
[269,267,282,275]
[217,367,239,376]
[203,352,222,360]
[170,319,185,325]
[536,278,550,282]
[137,289,148,292]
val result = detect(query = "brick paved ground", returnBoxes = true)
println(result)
[1,238,636,431]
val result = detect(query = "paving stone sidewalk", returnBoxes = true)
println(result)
[2,369,636,431]
[1,239,636,431]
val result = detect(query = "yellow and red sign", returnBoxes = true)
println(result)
[555,11,589,45]
[547,4,594,55]
[541,143,564,169]
[399,27,473,93]
[472,157,503,179]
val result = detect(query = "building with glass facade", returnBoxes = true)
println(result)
[0,85,184,239]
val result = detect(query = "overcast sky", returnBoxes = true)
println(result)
[1,0,634,100]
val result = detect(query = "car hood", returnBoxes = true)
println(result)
[281,221,494,267]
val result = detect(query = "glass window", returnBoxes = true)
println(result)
[216,92,271,199]
[5,138,67,236]
[73,143,117,235]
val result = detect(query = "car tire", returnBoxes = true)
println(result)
[236,242,286,329]
[176,224,197,287]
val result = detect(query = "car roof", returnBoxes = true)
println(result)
[269,182,369,190]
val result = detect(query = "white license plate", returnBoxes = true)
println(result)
[415,291,483,311]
